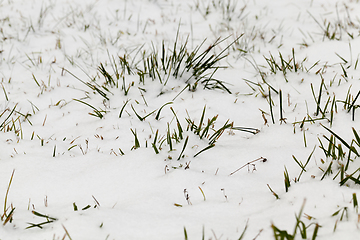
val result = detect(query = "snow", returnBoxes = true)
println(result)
[1,0,360,239]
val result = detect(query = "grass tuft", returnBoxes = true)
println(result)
[272,200,320,240]
[26,210,57,229]
[130,128,140,150]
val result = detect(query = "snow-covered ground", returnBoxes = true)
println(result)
[1,0,360,239]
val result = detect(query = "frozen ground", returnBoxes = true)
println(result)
[1,0,360,239]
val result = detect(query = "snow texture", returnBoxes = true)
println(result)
[1,0,360,239]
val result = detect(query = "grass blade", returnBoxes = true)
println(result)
[119,99,130,118]
[194,144,215,157]
[3,169,15,220]
[155,102,173,120]
[177,136,189,160]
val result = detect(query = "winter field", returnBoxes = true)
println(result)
[1,0,360,239]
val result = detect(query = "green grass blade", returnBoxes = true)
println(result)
[3,169,15,219]
[177,136,189,160]
[155,102,173,120]
[196,105,207,135]
[194,144,215,157]
[184,227,188,240]
[119,99,130,118]
[73,99,105,119]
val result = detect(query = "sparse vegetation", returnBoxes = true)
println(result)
[1,0,360,239]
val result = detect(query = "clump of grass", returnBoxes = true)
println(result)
[26,210,58,229]
[122,104,258,161]
[271,200,320,240]
[308,7,359,41]
[0,104,30,139]
[292,78,338,130]
[138,32,240,94]
[332,206,348,232]
[70,32,241,123]
[183,224,247,240]
[186,105,259,157]
[193,0,239,22]
[319,125,360,186]
[263,49,309,81]
[332,193,359,232]
[70,30,241,107]
[338,86,360,121]
[0,105,17,130]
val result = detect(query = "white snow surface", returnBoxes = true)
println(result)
[0,0,360,239]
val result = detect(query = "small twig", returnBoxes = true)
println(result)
[221,188,228,201]
[184,189,192,205]
[42,114,47,126]
[92,195,100,207]
[229,157,267,176]
[267,184,280,200]
[62,224,73,240]
[198,186,206,201]
[253,229,263,240]
[184,161,191,170]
